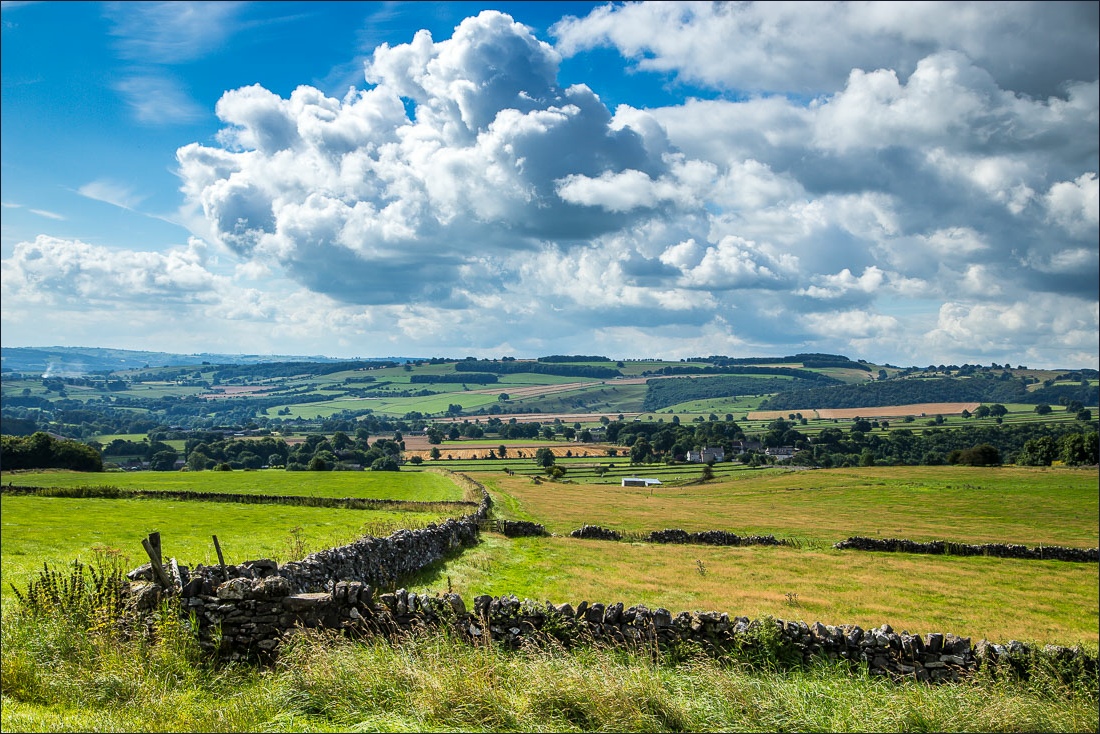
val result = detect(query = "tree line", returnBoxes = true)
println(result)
[454,361,622,378]
[642,374,837,412]
[600,416,1097,468]
[759,376,1098,411]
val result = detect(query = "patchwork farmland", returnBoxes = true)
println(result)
[1,350,1097,731]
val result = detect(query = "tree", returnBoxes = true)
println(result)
[187,451,211,471]
[949,444,1001,466]
[1059,431,1098,465]
[238,451,263,470]
[150,449,178,471]
[1017,437,1057,466]
[534,447,556,469]
[371,456,399,471]
[1034,404,1052,416]
[429,447,441,461]
[0,432,102,471]
[498,444,507,458]
[989,404,1007,417]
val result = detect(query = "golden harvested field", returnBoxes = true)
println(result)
[749,402,981,420]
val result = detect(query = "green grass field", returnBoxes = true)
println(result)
[0,469,468,605]
[0,495,456,602]
[1,468,465,501]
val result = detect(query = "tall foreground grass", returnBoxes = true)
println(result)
[2,560,1097,733]
[3,612,1097,733]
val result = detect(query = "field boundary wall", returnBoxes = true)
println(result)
[835,536,1099,563]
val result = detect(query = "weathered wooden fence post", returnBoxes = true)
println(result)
[149,531,162,564]
[212,534,228,579]
[141,534,173,588]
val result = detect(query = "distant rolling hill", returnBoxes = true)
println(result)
[0,346,409,376]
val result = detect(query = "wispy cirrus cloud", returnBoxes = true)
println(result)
[28,208,65,220]
[101,1,248,126]
[77,179,147,210]
[1,201,66,220]
[103,1,247,64]
[112,74,205,125]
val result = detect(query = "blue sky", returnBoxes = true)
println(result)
[2,1,1097,368]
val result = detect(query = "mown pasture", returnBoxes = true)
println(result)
[405,464,1098,646]
[415,534,1097,645]
[482,465,1099,546]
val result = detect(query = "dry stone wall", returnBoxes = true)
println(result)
[835,536,1099,563]
[125,577,1096,684]
[493,519,549,538]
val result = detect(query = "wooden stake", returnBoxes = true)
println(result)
[149,531,162,565]
[212,534,228,578]
[142,536,173,588]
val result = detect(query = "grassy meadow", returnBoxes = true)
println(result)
[0,495,456,605]
[481,465,1100,546]
[0,470,468,606]
[1,467,466,501]
[2,463,1097,732]
[395,465,1099,647]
